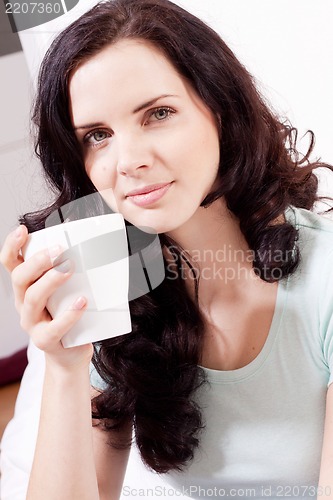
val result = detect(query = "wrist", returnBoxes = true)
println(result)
[44,355,91,382]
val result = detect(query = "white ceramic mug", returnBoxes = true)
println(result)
[22,213,131,348]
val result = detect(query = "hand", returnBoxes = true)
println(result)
[0,225,93,370]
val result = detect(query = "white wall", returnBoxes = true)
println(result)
[1,0,332,356]
[0,51,44,357]
[187,0,333,207]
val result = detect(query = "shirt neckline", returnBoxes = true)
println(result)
[199,205,297,384]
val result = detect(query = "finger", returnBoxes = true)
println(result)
[31,297,87,353]
[11,244,64,308]
[20,260,74,331]
[0,225,28,272]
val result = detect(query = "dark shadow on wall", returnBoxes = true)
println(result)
[0,0,80,33]
[0,1,22,56]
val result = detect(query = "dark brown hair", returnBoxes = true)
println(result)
[22,0,333,473]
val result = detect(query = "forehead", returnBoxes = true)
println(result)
[69,39,186,103]
[68,38,213,128]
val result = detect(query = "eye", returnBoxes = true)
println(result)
[147,106,175,123]
[83,129,111,147]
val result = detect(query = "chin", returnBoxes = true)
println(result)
[121,200,197,235]
[123,214,182,235]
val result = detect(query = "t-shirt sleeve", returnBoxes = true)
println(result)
[320,250,333,387]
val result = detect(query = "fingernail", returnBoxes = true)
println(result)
[49,245,62,260]
[54,259,72,274]
[72,296,86,310]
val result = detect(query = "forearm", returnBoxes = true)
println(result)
[27,361,99,500]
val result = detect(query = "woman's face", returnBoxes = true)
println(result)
[69,39,220,233]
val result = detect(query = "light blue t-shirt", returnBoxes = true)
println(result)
[91,206,333,499]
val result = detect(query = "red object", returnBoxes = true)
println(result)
[0,348,28,386]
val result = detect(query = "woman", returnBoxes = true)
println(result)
[1,0,333,498]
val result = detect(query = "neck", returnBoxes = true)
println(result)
[165,198,259,307]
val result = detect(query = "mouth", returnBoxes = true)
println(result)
[126,182,173,207]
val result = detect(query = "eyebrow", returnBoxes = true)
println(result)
[74,94,178,131]
[132,93,178,113]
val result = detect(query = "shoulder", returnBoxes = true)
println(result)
[286,205,333,266]
[284,207,333,370]
[284,206,333,315]
[287,204,333,239]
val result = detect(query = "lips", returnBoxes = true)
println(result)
[126,182,173,207]
[125,182,172,197]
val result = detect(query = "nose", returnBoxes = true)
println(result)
[115,133,152,177]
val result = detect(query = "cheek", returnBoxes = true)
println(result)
[84,155,121,213]
[100,189,120,213]
[85,156,115,190]
[84,154,97,182]
[186,123,220,175]
[199,118,220,152]
[201,122,220,168]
